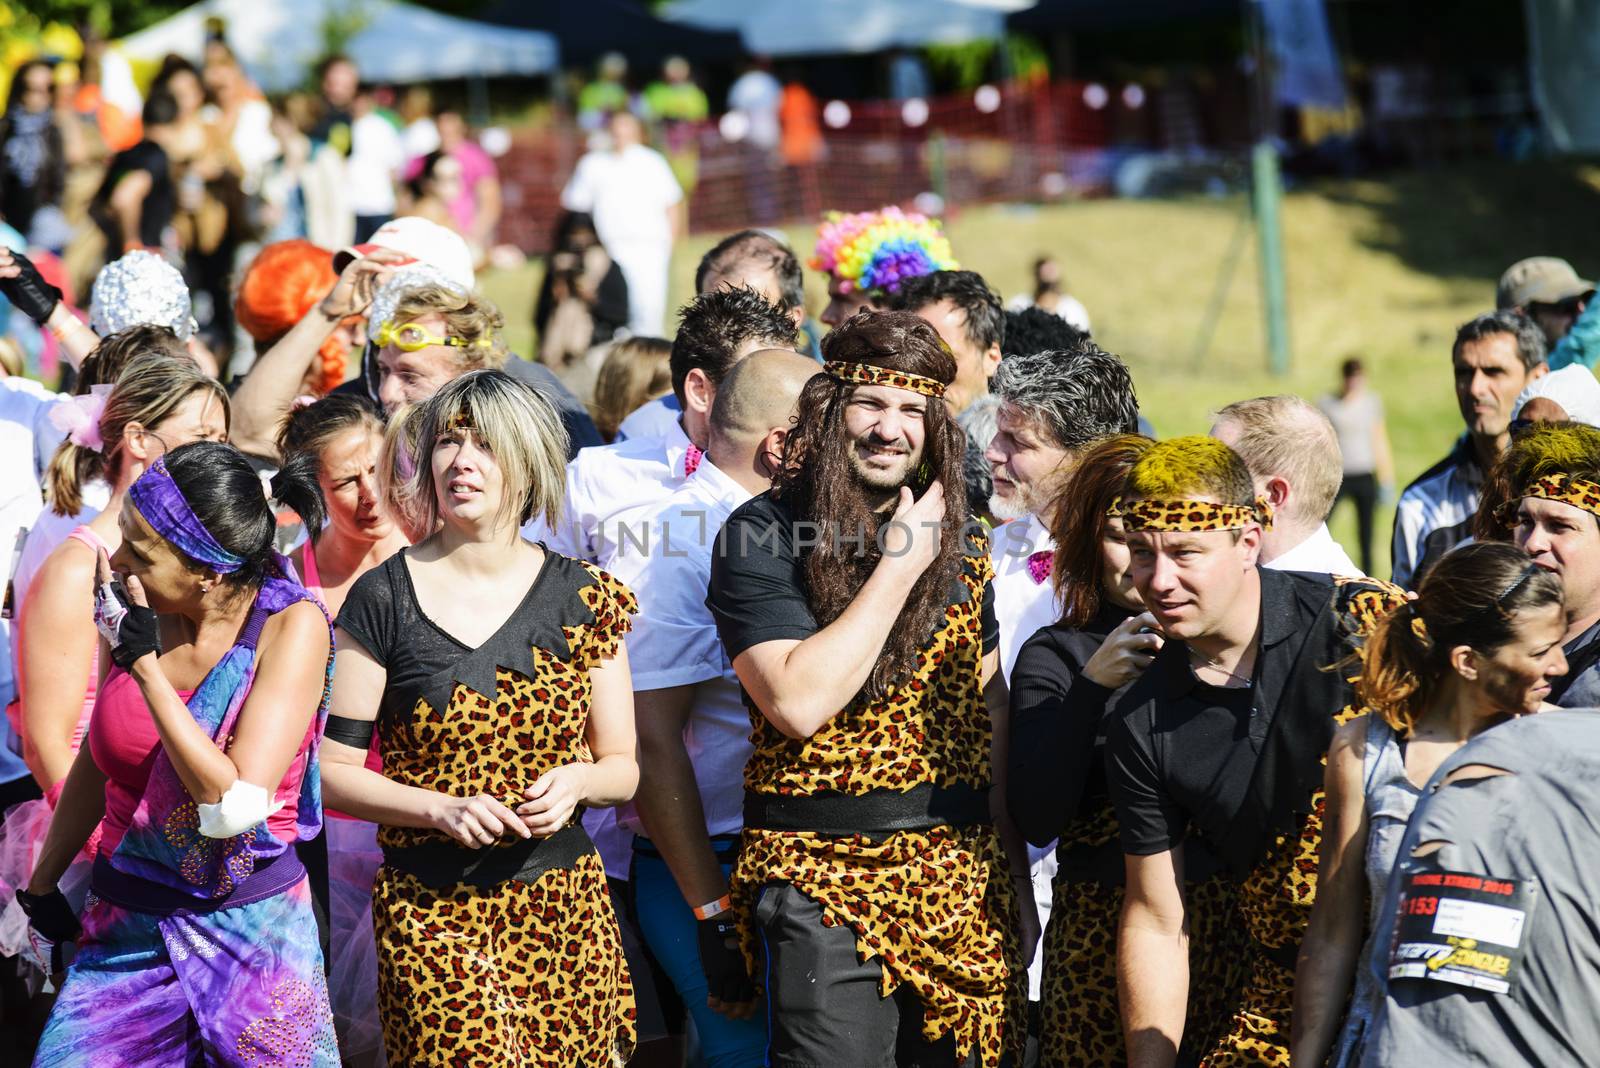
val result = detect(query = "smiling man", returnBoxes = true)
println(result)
[1391,310,1546,587]
[1480,421,1600,706]
[1105,436,1403,1068]
[707,311,1025,1067]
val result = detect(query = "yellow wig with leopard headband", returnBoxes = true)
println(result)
[1119,435,1272,532]
[1477,421,1600,539]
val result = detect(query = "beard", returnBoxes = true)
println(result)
[848,432,919,491]
[988,486,1030,522]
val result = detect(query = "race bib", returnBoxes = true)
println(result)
[1388,869,1538,995]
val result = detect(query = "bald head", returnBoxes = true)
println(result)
[710,349,819,453]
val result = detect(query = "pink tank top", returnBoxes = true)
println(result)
[90,668,314,854]
[300,542,384,817]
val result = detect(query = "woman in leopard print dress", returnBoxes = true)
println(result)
[1010,436,1247,1067]
[322,371,637,1067]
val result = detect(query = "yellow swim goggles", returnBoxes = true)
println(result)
[373,320,494,353]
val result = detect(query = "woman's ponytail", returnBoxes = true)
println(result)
[270,450,328,545]
[1357,601,1434,733]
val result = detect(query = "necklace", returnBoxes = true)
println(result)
[1187,646,1254,688]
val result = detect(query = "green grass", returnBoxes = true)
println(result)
[480,159,1600,579]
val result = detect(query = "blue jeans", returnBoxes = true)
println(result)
[632,840,768,1068]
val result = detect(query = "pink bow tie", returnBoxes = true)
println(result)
[685,443,703,477]
[1027,550,1052,585]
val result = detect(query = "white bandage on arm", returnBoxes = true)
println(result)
[197,780,285,839]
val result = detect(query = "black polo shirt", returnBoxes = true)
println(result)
[1107,568,1362,867]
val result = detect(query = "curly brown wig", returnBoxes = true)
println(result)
[773,310,969,698]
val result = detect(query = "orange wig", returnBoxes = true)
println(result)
[235,239,352,396]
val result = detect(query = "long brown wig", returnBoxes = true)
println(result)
[1049,434,1155,627]
[773,310,968,698]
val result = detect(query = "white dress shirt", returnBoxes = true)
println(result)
[988,513,1059,682]
[525,419,696,564]
[606,459,755,840]
[988,511,1061,1001]
[1265,522,1364,578]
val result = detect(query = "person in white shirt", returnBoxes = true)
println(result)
[531,287,800,563]
[606,349,818,1068]
[346,88,404,243]
[984,342,1140,1010]
[987,345,1142,679]
[561,111,684,337]
[1211,394,1364,577]
[618,229,811,442]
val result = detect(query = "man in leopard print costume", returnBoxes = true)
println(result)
[1105,436,1404,1067]
[708,310,1026,1067]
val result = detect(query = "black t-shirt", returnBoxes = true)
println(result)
[1106,649,1259,856]
[1106,567,1370,863]
[706,490,998,662]
[1007,602,1132,848]
[93,140,173,248]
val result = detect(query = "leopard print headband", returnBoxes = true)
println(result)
[824,360,947,399]
[1111,495,1274,532]
[1498,472,1600,523]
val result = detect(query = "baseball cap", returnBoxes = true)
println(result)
[333,216,474,290]
[1496,256,1595,310]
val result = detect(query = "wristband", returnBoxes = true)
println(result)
[693,894,732,921]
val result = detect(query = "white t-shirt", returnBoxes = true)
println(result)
[607,459,755,839]
[524,420,696,563]
[0,378,68,780]
[346,111,404,216]
[727,70,783,150]
[560,143,682,255]
[615,395,681,442]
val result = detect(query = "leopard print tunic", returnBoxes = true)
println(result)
[367,558,638,1067]
[730,531,1026,1068]
[1202,579,1406,1067]
[1037,804,1248,1068]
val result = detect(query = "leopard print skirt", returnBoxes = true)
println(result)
[732,824,1026,1068]
[371,851,635,1067]
[1037,875,1248,1068]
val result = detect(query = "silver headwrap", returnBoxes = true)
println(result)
[366,262,469,335]
[89,251,196,340]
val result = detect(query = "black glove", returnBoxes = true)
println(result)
[0,249,63,326]
[696,912,755,1010]
[94,577,161,668]
[17,887,80,972]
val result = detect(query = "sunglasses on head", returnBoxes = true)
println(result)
[373,320,492,353]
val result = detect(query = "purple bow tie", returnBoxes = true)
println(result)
[1027,550,1052,585]
[685,443,703,477]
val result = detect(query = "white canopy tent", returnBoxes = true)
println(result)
[662,0,1033,57]
[119,0,559,92]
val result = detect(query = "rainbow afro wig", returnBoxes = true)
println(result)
[811,206,958,297]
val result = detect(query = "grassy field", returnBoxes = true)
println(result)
[482,159,1600,578]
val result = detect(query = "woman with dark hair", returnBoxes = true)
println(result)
[1009,434,1246,1066]
[1292,541,1567,1067]
[533,210,629,370]
[21,440,340,1063]
[0,58,84,250]
[322,369,637,1064]
[277,392,407,1064]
